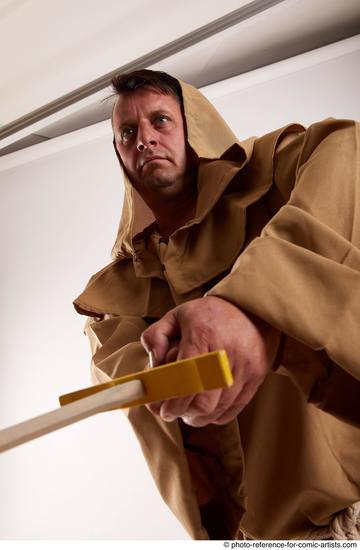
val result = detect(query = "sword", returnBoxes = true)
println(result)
[0,350,232,453]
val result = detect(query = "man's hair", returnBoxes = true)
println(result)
[111,69,183,106]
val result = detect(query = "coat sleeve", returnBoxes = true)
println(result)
[83,314,149,384]
[207,119,360,422]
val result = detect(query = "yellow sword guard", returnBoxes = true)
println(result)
[59,350,233,409]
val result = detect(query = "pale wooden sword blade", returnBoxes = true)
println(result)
[0,380,144,453]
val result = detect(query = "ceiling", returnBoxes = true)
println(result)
[1,0,360,156]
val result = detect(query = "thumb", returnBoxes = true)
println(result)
[141,308,180,365]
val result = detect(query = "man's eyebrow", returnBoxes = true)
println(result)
[118,119,136,129]
[151,109,171,117]
[116,108,173,130]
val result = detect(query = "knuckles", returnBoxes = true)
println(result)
[189,394,218,416]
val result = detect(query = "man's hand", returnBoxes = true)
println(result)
[141,296,280,426]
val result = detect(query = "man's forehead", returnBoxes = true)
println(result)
[112,87,181,124]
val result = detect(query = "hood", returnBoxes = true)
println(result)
[111,79,243,259]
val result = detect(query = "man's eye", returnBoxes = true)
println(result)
[155,115,169,125]
[120,127,135,142]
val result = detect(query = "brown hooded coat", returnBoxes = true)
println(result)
[74,80,360,540]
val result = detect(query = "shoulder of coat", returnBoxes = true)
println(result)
[73,257,149,317]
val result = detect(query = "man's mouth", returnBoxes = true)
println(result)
[140,156,168,170]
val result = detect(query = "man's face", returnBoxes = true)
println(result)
[112,87,189,203]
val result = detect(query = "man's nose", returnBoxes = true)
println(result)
[136,122,157,152]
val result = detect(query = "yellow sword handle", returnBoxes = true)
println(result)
[59,350,233,409]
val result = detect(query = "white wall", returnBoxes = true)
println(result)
[0,37,359,540]
[203,35,360,136]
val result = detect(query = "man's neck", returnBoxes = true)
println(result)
[153,187,197,239]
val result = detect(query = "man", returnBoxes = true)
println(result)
[74,70,360,540]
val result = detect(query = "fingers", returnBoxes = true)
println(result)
[180,381,255,427]
[141,310,180,365]
[181,383,241,427]
[145,394,196,420]
[142,328,244,426]
[165,343,179,364]
[152,333,214,421]
[156,363,259,427]
[145,386,222,423]
[183,388,222,418]
[145,363,258,426]
[211,381,258,424]
[147,386,220,422]
[145,401,163,415]
[159,394,196,421]
[147,388,221,424]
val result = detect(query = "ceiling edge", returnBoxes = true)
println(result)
[0,0,285,141]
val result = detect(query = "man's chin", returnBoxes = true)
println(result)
[142,171,175,189]
[130,167,187,197]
